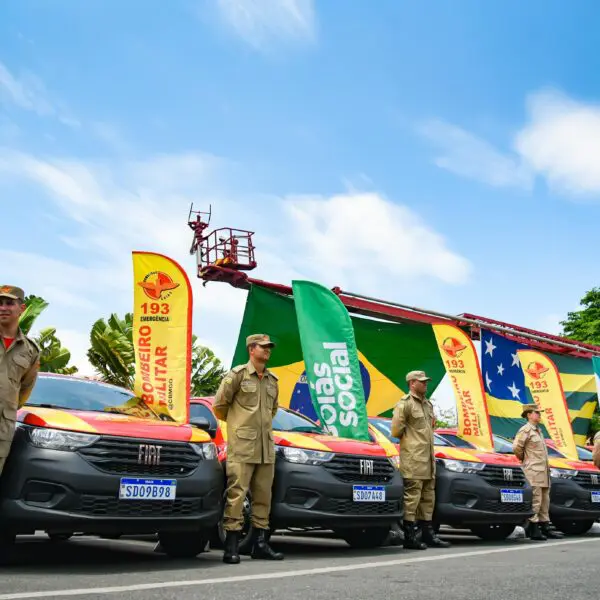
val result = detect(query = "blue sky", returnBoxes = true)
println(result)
[1,0,599,400]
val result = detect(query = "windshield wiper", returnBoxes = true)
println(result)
[289,426,322,433]
[31,403,74,411]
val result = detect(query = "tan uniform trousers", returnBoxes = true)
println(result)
[0,456,6,477]
[530,486,550,523]
[224,461,275,532]
[403,478,435,521]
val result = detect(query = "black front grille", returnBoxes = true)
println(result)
[482,499,531,513]
[325,499,401,515]
[75,495,202,517]
[78,436,201,477]
[477,465,527,488]
[573,472,600,490]
[323,454,395,484]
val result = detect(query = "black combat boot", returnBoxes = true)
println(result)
[223,530,241,564]
[526,522,547,541]
[250,529,284,560]
[402,520,427,550]
[419,521,451,548]
[540,522,563,539]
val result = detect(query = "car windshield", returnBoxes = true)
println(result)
[577,446,594,460]
[368,418,450,447]
[369,418,399,443]
[493,435,515,454]
[437,432,477,449]
[25,376,146,415]
[273,408,324,434]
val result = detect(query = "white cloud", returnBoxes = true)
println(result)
[422,88,600,199]
[0,149,471,374]
[214,0,316,49]
[419,119,533,190]
[282,192,471,288]
[0,60,78,127]
[515,89,600,196]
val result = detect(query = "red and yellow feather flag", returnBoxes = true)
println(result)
[517,349,579,461]
[132,251,193,423]
[432,323,494,452]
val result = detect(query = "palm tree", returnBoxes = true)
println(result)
[19,296,78,374]
[19,296,49,336]
[87,313,135,388]
[36,328,78,375]
[190,337,225,396]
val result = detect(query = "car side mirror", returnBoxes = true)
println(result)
[190,416,217,439]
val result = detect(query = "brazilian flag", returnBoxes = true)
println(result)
[231,284,446,420]
[481,329,598,446]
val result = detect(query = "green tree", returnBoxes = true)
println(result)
[560,287,600,440]
[190,336,225,397]
[19,295,50,336]
[19,296,78,374]
[36,327,78,375]
[87,313,135,388]
[560,287,600,345]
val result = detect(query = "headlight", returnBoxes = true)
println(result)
[191,442,218,460]
[388,455,400,470]
[277,446,334,465]
[28,428,99,451]
[440,459,486,474]
[550,468,577,479]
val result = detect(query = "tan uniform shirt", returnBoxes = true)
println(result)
[592,431,600,469]
[391,392,436,480]
[512,423,550,487]
[214,361,279,464]
[0,329,40,455]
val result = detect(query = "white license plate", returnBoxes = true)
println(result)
[592,491,600,504]
[500,489,523,503]
[353,485,385,502]
[119,478,177,501]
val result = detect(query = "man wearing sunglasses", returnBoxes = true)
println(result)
[0,286,40,476]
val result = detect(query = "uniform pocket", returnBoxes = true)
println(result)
[8,354,31,384]
[0,405,18,442]
[233,427,257,461]
[266,384,277,409]
[238,380,258,407]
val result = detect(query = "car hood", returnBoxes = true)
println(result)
[215,421,387,456]
[368,425,521,465]
[18,406,211,443]
[274,431,388,456]
[548,456,600,472]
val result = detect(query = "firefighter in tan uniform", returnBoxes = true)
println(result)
[214,333,283,564]
[391,370,450,550]
[512,405,561,541]
[592,431,600,469]
[0,286,40,475]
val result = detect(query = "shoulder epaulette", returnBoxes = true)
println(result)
[231,364,246,374]
[266,369,279,381]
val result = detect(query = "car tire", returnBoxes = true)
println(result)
[552,519,595,536]
[211,491,255,550]
[469,523,516,541]
[336,527,390,549]
[157,531,209,558]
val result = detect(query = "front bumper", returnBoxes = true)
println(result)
[0,429,224,535]
[434,465,534,526]
[549,477,600,521]
[270,457,404,529]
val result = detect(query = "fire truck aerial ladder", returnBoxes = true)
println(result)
[187,206,600,359]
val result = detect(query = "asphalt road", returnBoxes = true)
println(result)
[1,525,599,600]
